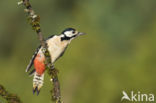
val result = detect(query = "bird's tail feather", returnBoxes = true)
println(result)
[33,72,44,95]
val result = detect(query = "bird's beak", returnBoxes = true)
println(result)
[77,32,86,36]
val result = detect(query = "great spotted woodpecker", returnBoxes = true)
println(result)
[25,28,85,95]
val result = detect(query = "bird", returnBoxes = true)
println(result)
[25,28,86,95]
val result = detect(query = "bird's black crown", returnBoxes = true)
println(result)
[61,28,76,34]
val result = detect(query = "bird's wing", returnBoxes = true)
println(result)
[25,45,41,72]
[25,35,55,73]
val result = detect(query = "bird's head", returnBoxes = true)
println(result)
[61,28,86,41]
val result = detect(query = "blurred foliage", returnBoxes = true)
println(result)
[0,84,22,103]
[0,0,156,103]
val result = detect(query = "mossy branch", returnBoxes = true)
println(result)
[18,0,62,103]
[0,84,22,103]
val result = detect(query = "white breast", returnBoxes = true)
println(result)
[47,35,69,63]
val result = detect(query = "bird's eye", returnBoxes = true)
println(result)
[72,31,75,34]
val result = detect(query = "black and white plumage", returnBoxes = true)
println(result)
[25,28,85,95]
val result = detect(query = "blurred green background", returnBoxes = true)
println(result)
[0,0,156,103]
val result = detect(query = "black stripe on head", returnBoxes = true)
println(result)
[61,28,76,34]
[61,28,77,41]
[61,34,77,41]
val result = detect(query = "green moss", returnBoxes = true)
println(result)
[0,84,22,103]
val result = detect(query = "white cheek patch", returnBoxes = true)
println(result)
[64,31,74,37]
